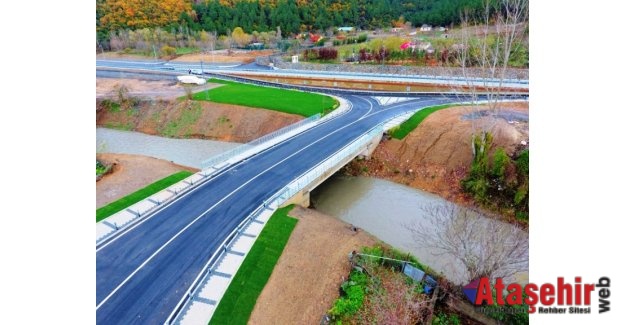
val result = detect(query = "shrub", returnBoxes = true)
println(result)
[433,312,461,325]
[160,45,176,57]
[329,270,368,319]
[462,133,530,220]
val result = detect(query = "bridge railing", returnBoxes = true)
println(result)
[165,203,265,325]
[267,125,384,207]
[166,109,432,324]
[200,113,320,170]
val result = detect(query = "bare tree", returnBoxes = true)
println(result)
[406,203,528,283]
[454,0,529,155]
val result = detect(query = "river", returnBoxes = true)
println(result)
[96,127,240,169]
[311,175,528,284]
[96,127,528,283]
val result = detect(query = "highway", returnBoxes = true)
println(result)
[96,87,462,323]
[96,59,528,323]
[96,59,529,89]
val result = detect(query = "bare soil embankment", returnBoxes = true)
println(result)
[345,102,529,208]
[96,153,198,208]
[248,206,378,324]
[96,78,303,143]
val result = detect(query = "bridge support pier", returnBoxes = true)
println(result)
[357,133,383,159]
[282,190,310,208]
[279,132,383,210]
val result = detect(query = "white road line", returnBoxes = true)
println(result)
[97,96,352,251]
[97,95,464,310]
[97,98,370,309]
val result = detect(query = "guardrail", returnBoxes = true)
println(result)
[267,125,383,206]
[210,72,528,99]
[164,204,265,325]
[272,67,530,85]
[200,113,320,169]
[165,105,459,324]
[166,125,385,324]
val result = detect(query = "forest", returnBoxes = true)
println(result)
[97,0,486,45]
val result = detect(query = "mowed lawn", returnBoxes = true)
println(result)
[209,205,298,325]
[193,79,337,117]
[96,171,193,222]
[390,104,454,139]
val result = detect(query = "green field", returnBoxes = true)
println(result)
[209,205,298,325]
[193,79,337,117]
[96,171,193,222]
[389,104,454,140]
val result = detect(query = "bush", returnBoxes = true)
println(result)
[160,45,176,57]
[96,160,108,176]
[329,270,368,320]
[433,312,461,325]
[461,133,530,220]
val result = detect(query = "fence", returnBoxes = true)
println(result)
[200,113,320,170]
[266,125,383,207]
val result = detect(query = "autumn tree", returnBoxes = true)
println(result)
[199,30,216,53]
[98,0,193,31]
[231,27,251,48]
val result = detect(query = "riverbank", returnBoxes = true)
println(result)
[344,101,529,220]
[97,97,303,143]
[249,206,378,324]
[96,153,198,208]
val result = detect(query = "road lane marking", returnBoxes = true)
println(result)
[96,95,461,310]
[96,96,356,251]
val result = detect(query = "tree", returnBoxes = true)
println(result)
[452,0,528,157]
[406,203,528,283]
[231,26,251,48]
[199,30,216,53]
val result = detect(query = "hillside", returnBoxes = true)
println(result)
[97,0,486,40]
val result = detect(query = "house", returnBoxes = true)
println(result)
[420,24,432,32]
[337,27,354,32]
[437,26,447,32]
[391,27,403,33]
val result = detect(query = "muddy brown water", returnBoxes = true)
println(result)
[311,175,528,284]
[96,127,240,169]
[95,128,528,284]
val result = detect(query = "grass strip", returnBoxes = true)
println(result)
[209,205,298,325]
[96,171,194,222]
[389,104,455,139]
[193,79,337,117]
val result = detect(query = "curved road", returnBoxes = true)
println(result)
[96,59,529,89]
[96,89,464,323]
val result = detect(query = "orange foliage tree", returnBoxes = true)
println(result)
[99,0,193,31]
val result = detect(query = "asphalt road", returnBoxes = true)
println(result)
[95,91,462,324]
[96,59,529,89]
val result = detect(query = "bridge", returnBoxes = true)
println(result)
[96,61,527,324]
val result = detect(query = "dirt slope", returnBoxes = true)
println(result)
[248,206,378,324]
[345,102,529,206]
[97,99,303,143]
[96,153,198,208]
